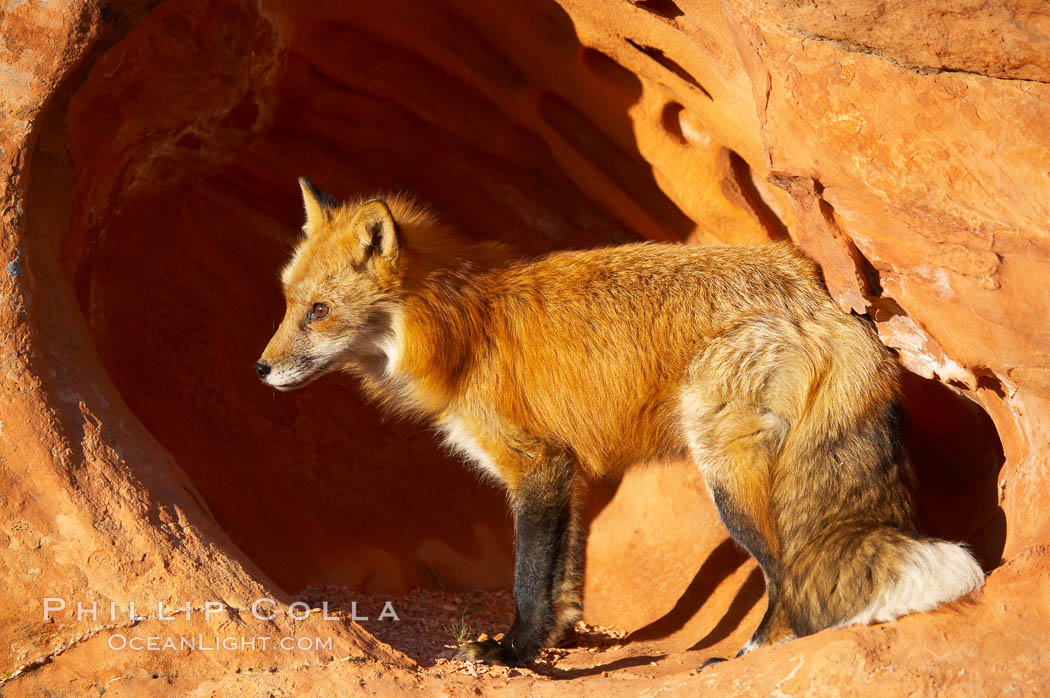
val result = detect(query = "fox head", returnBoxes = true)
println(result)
[255,178,404,390]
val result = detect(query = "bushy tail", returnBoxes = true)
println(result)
[686,308,985,640]
[841,537,985,627]
[774,312,985,633]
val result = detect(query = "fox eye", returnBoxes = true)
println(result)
[311,303,331,320]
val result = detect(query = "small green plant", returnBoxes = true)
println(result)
[445,603,483,646]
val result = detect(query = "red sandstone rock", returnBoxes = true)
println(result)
[1,0,1047,694]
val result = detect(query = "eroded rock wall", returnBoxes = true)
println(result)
[1,0,1048,693]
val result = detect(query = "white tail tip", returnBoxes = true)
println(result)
[842,539,985,627]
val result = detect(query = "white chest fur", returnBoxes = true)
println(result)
[438,416,504,484]
[376,310,503,484]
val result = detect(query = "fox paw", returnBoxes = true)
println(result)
[455,639,507,665]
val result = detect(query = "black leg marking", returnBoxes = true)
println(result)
[709,482,779,579]
[458,451,574,666]
[740,582,780,649]
[708,482,794,657]
[546,484,584,648]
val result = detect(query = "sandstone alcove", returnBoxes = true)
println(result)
[3,0,1048,693]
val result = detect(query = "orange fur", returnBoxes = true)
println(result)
[257,185,984,665]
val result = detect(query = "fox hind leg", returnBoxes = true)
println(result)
[685,401,795,664]
[681,324,800,663]
[707,465,797,663]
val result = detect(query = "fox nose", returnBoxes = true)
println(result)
[254,360,271,380]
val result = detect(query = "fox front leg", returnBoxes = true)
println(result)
[457,448,575,666]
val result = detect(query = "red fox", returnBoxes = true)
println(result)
[255,180,985,666]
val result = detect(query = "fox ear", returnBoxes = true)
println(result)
[350,198,400,265]
[298,177,336,235]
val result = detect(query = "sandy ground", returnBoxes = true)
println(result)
[295,586,708,684]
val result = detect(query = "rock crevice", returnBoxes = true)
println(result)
[1,0,1047,693]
